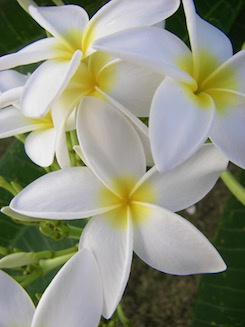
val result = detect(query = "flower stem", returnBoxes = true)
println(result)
[221,170,245,205]
[0,176,18,195]
[117,304,132,326]
[67,225,83,239]
[39,252,75,275]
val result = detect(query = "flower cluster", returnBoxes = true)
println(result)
[0,0,244,326]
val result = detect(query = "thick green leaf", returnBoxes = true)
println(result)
[191,169,245,327]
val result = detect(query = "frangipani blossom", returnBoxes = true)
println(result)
[94,0,245,171]
[0,0,179,118]
[0,249,103,327]
[11,97,228,320]
[0,70,70,167]
[52,51,163,166]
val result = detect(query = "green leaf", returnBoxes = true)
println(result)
[191,169,245,327]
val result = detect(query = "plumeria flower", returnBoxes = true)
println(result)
[0,0,179,118]
[51,50,163,166]
[0,70,71,167]
[94,0,245,171]
[0,249,103,327]
[10,97,228,320]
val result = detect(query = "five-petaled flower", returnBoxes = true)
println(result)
[10,97,228,320]
[94,0,245,171]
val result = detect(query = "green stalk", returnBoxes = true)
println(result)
[67,225,83,239]
[39,252,75,275]
[221,170,245,205]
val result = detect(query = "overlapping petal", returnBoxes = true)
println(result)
[209,91,245,169]
[149,78,215,171]
[0,70,28,91]
[0,270,35,327]
[28,4,89,51]
[21,50,82,118]
[133,203,226,275]
[133,144,228,212]
[80,213,133,318]
[10,167,117,219]
[24,128,56,167]
[0,106,40,138]
[98,59,163,116]
[83,0,180,56]
[182,0,232,81]
[0,38,61,71]
[203,50,245,93]
[31,249,103,327]
[94,26,194,84]
[77,97,146,196]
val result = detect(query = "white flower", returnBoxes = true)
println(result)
[94,0,245,171]
[10,97,228,319]
[0,0,179,118]
[0,249,103,327]
[0,70,70,167]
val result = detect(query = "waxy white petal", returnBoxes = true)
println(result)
[0,106,40,138]
[10,167,115,219]
[28,4,89,51]
[51,91,80,168]
[80,213,133,319]
[98,59,163,116]
[32,249,103,327]
[0,38,61,71]
[204,50,245,94]
[0,70,28,91]
[25,128,56,167]
[0,87,23,108]
[94,26,194,85]
[149,78,215,172]
[95,89,154,166]
[21,50,82,117]
[209,91,245,168]
[182,0,233,79]
[84,0,180,55]
[135,144,228,212]
[133,203,226,275]
[0,270,35,327]
[77,97,146,196]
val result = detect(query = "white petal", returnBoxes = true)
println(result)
[182,0,233,79]
[25,128,56,167]
[10,167,116,219]
[98,59,163,116]
[80,212,133,318]
[0,87,23,108]
[0,270,35,327]
[149,78,215,172]
[0,38,61,71]
[94,26,194,84]
[77,97,146,196]
[0,106,39,138]
[209,91,245,169]
[95,89,154,166]
[0,70,27,92]
[21,50,82,118]
[84,0,180,55]
[51,90,81,168]
[203,50,245,94]
[32,249,103,327]
[133,203,226,275]
[28,4,89,51]
[134,144,228,212]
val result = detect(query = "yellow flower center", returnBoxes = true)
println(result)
[99,176,155,229]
